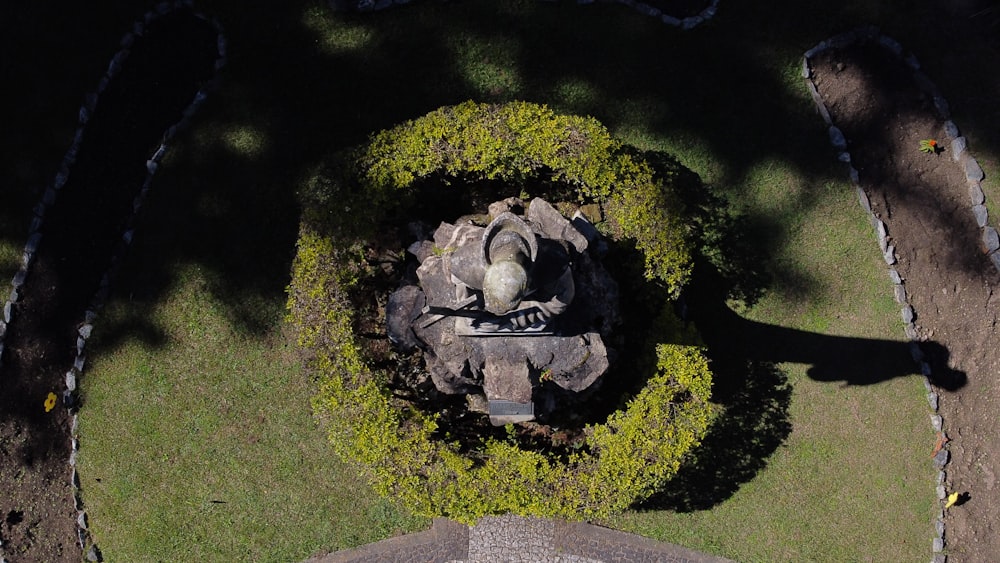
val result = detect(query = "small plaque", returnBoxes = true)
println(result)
[489,400,534,417]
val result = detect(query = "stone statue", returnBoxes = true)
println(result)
[439,210,575,332]
[387,197,619,425]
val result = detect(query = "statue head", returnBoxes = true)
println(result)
[480,212,537,315]
[482,259,528,314]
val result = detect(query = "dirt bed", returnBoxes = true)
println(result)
[812,42,1000,561]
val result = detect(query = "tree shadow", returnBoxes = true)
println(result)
[639,357,792,512]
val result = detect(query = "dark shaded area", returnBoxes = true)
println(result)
[640,359,792,511]
[686,259,966,391]
[0,11,218,561]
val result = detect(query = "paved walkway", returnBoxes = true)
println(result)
[306,515,732,563]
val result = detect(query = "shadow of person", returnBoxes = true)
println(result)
[640,260,965,512]
[684,261,967,392]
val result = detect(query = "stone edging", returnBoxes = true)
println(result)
[331,0,721,30]
[802,26,991,563]
[0,2,226,561]
[302,518,469,562]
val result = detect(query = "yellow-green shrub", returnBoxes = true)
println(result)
[288,101,715,522]
[300,100,693,294]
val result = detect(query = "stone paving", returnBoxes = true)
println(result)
[307,515,732,563]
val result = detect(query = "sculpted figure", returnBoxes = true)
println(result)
[447,211,575,331]
[385,197,619,424]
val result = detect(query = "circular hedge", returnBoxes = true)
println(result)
[288,101,716,522]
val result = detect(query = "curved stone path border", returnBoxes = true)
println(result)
[332,0,721,30]
[802,27,993,563]
[0,2,225,561]
[307,515,733,563]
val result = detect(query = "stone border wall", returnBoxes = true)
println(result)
[0,2,225,561]
[332,0,721,30]
[802,27,992,563]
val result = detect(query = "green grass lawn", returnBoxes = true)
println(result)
[3,0,996,560]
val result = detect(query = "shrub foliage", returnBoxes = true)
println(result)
[288,101,716,522]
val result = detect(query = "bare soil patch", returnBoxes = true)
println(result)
[811,41,1000,561]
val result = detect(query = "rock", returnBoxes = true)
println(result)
[894,284,906,304]
[857,187,871,213]
[488,197,523,218]
[933,96,950,119]
[936,519,945,536]
[951,136,967,162]
[912,71,936,95]
[681,16,703,30]
[944,120,960,139]
[973,204,988,227]
[970,182,985,205]
[991,252,1000,273]
[385,285,425,351]
[876,219,888,252]
[928,391,938,410]
[3,301,11,324]
[933,448,949,468]
[804,41,827,59]
[936,484,946,499]
[877,35,902,55]
[982,227,999,253]
[883,244,896,265]
[904,323,918,339]
[827,31,857,49]
[801,58,811,79]
[661,14,681,26]
[635,3,660,17]
[933,537,944,552]
[466,393,489,414]
[482,353,532,404]
[828,126,847,149]
[888,268,901,284]
[903,53,920,70]
[527,198,588,254]
[931,414,942,431]
[66,371,77,392]
[86,545,103,562]
[901,305,914,323]
[838,151,851,163]
[908,341,924,362]
[966,158,985,182]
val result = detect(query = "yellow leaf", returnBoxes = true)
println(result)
[44,392,58,413]
[944,492,960,509]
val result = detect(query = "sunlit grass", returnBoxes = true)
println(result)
[448,33,522,98]
[221,125,269,157]
[301,4,376,54]
[78,264,427,562]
